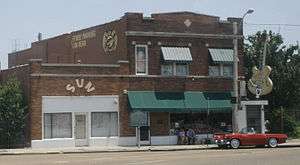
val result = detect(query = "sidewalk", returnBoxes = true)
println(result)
[1,139,300,155]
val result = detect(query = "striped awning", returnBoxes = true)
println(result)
[161,47,193,62]
[209,48,234,64]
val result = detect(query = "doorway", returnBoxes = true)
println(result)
[74,113,88,147]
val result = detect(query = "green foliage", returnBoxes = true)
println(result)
[244,30,300,137]
[244,30,300,109]
[268,108,298,137]
[0,77,27,148]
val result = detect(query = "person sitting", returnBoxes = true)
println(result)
[187,128,196,145]
[178,129,186,145]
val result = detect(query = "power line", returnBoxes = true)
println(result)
[245,22,300,27]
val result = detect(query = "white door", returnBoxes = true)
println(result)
[75,113,89,147]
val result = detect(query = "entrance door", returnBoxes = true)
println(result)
[75,113,88,147]
[139,126,150,145]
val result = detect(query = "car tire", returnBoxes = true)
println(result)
[268,138,278,148]
[230,139,240,149]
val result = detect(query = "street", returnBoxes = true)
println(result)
[1,147,300,165]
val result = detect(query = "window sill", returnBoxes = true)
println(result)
[90,136,119,139]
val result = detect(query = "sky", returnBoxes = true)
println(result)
[0,0,299,69]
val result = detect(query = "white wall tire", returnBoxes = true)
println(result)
[268,138,278,148]
[230,139,240,149]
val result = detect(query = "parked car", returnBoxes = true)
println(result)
[214,127,288,149]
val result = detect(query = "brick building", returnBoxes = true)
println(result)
[1,12,246,148]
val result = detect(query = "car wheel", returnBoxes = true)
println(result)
[230,139,240,149]
[268,138,278,148]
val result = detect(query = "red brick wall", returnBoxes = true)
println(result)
[8,49,32,68]
[28,61,232,139]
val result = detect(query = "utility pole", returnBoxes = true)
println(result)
[232,22,239,133]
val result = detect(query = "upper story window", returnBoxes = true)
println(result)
[209,64,233,77]
[161,47,192,76]
[208,48,234,77]
[135,45,148,75]
[161,63,189,76]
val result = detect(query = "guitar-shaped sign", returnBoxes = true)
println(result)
[248,66,273,97]
[247,35,273,98]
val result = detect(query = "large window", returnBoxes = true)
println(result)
[135,45,148,75]
[161,63,188,76]
[44,113,72,139]
[209,64,233,77]
[91,112,118,137]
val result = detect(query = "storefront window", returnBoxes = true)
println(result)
[44,113,72,139]
[135,45,148,75]
[169,113,232,135]
[91,112,118,137]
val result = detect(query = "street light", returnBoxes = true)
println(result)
[242,9,254,19]
[232,9,254,132]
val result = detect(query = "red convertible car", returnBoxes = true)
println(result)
[214,127,288,149]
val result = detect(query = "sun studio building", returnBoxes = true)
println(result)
[0,12,247,148]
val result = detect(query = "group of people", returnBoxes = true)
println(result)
[176,128,196,145]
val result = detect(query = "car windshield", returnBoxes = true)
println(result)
[239,127,256,134]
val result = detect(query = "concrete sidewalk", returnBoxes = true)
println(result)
[1,139,300,155]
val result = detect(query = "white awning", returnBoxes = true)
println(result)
[209,48,235,63]
[161,47,193,62]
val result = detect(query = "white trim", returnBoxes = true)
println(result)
[42,63,120,67]
[135,44,148,75]
[125,31,243,39]
[241,100,268,105]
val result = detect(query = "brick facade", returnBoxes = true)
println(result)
[2,12,244,145]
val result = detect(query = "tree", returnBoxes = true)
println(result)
[244,30,300,136]
[0,77,27,148]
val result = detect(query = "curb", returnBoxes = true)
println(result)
[0,146,216,156]
[1,144,299,156]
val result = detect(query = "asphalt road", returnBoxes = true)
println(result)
[1,147,300,165]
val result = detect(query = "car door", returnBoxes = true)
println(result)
[239,133,252,145]
[252,133,267,145]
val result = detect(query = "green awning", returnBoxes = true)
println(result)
[161,47,193,62]
[209,48,234,64]
[127,91,232,113]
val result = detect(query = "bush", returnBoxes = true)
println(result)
[0,77,27,148]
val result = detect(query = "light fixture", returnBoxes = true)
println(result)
[242,9,254,19]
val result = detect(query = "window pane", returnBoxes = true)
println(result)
[136,61,146,73]
[52,113,72,138]
[209,66,220,76]
[176,64,188,76]
[223,65,233,77]
[136,46,147,74]
[137,47,146,60]
[161,64,173,76]
[91,112,118,137]
[44,114,52,139]
[44,113,72,139]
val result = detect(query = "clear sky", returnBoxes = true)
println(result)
[0,0,299,69]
